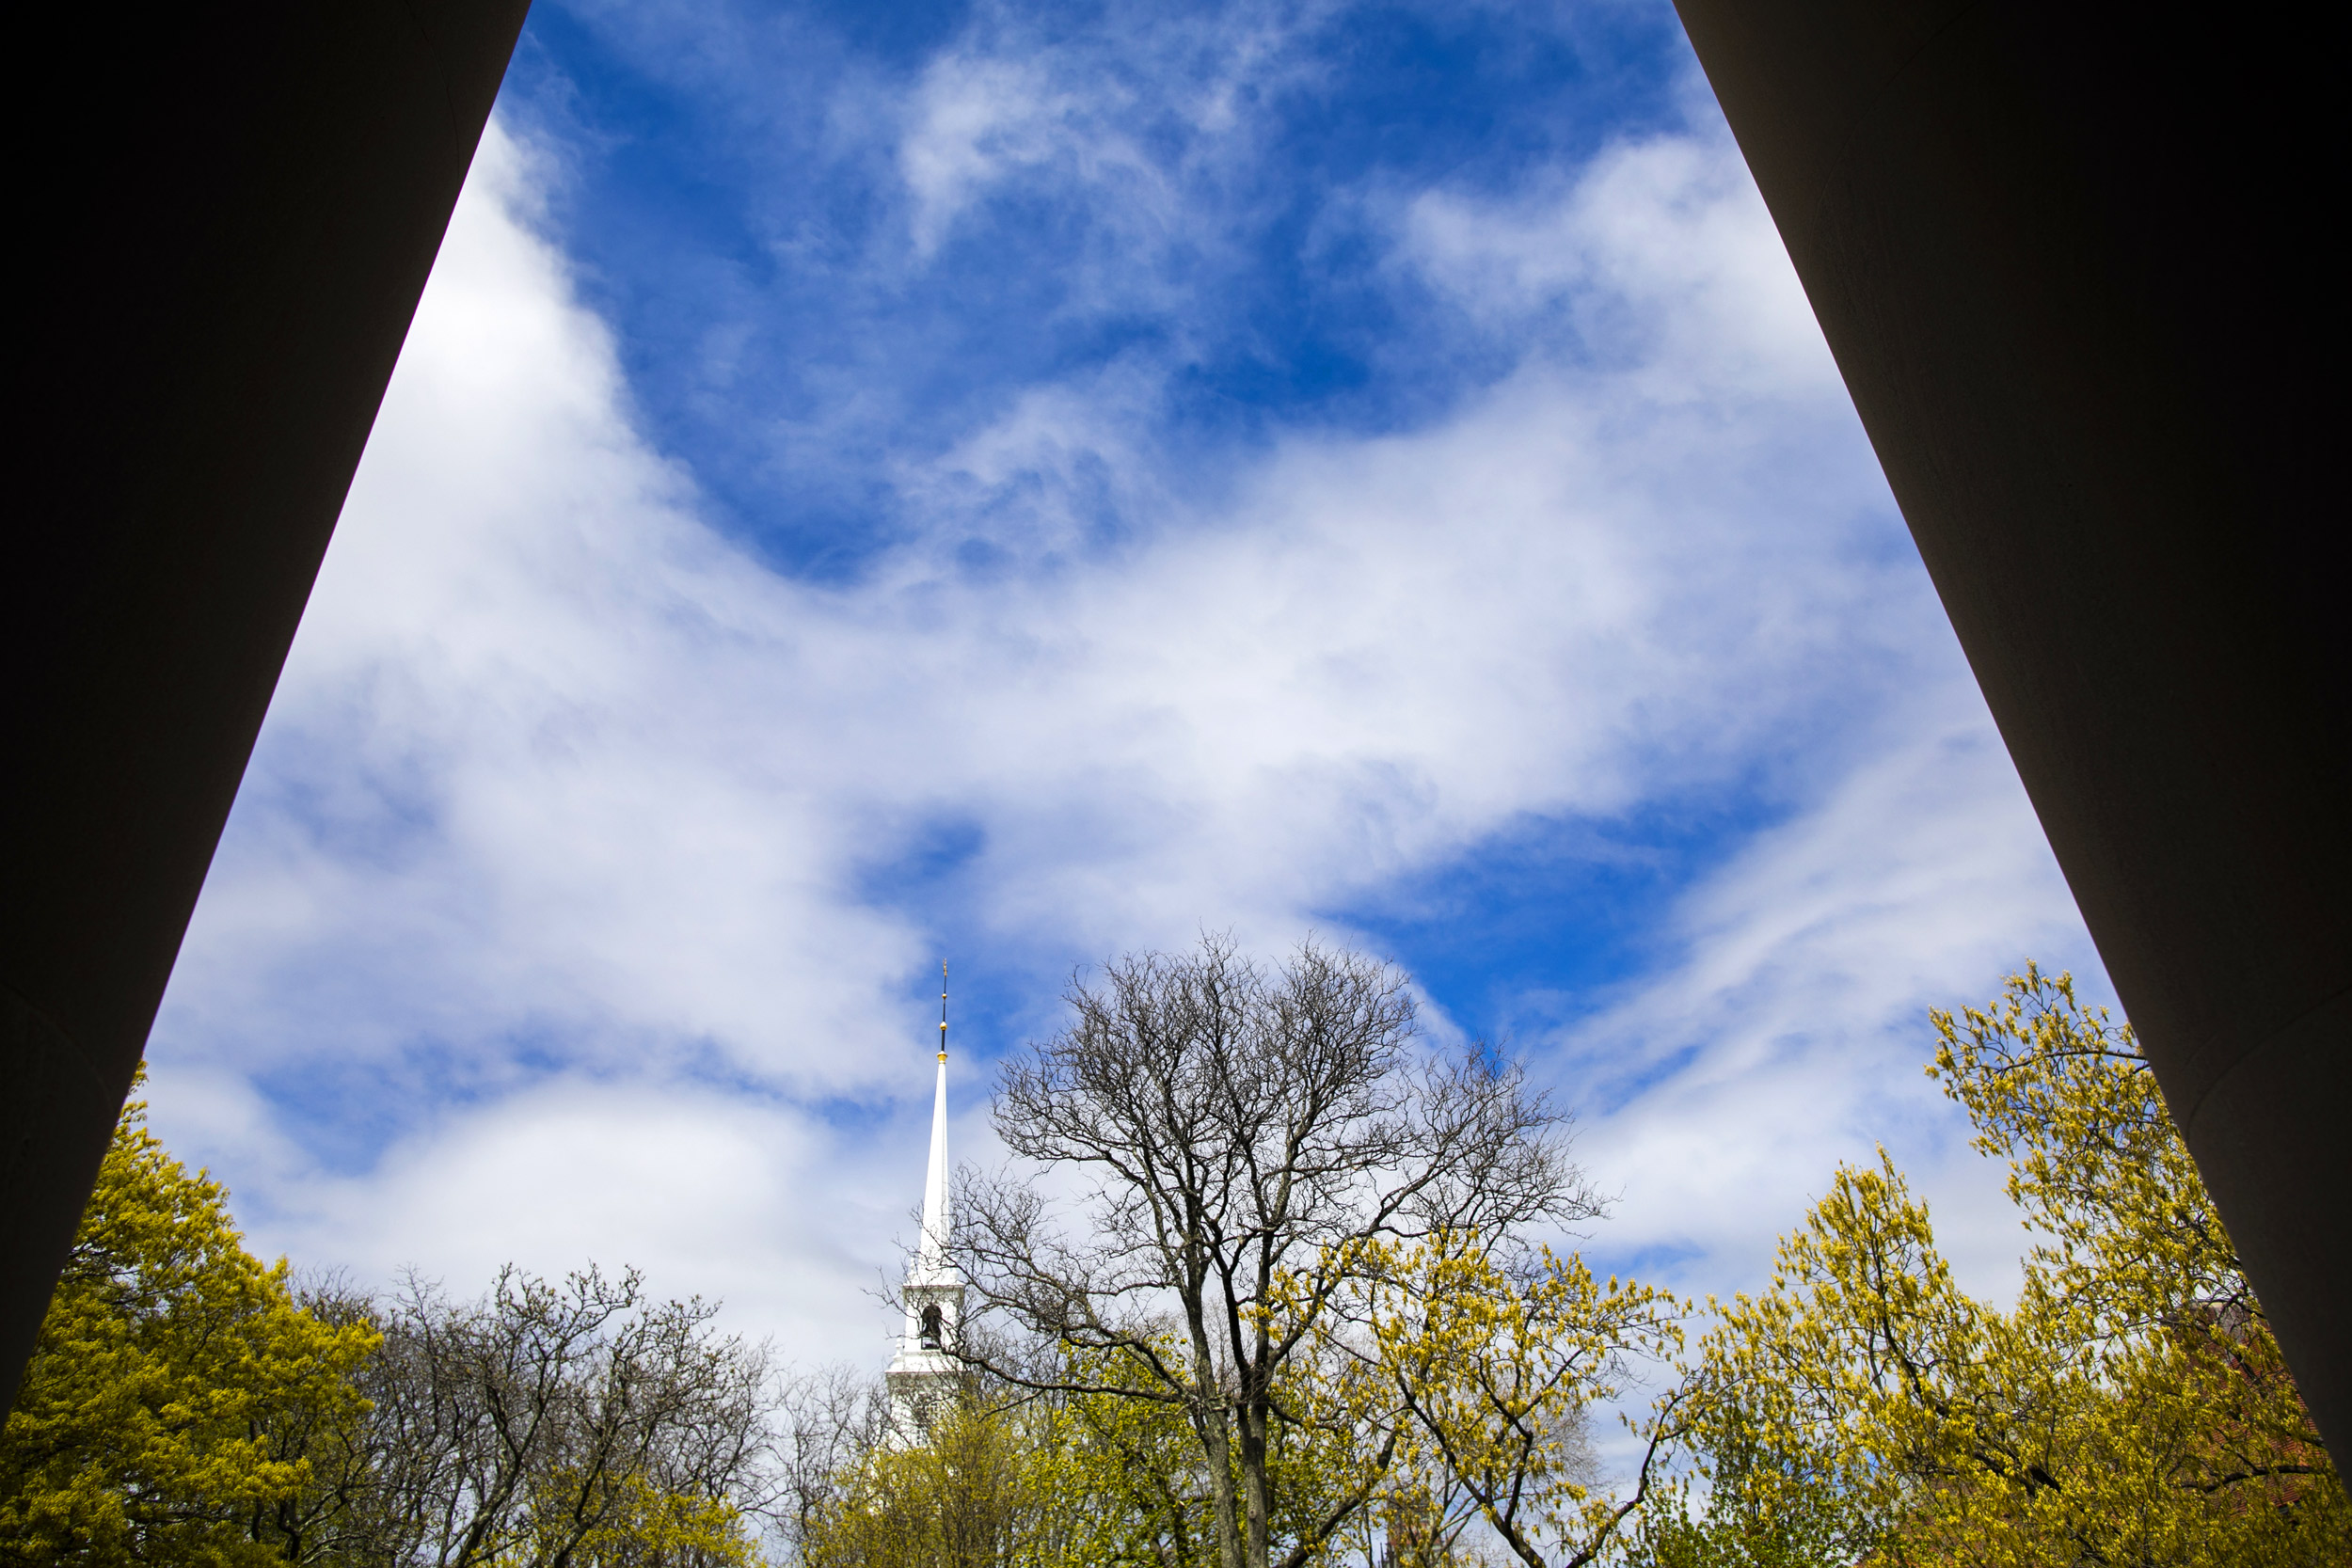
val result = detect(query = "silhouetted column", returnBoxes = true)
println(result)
[3,1,532,1409]
[1669,0,2346,1447]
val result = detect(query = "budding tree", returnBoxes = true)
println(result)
[953,934,1597,1568]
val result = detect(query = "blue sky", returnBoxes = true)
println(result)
[146,0,2104,1398]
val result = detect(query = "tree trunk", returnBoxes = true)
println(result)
[1239,1394,1272,1568]
[1195,1394,1243,1568]
[1187,1303,1245,1568]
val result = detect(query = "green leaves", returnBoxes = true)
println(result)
[0,1082,379,1566]
[1360,1236,1683,1566]
[1681,969,2347,1567]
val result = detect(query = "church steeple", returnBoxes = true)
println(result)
[886,962,965,1442]
[914,965,951,1283]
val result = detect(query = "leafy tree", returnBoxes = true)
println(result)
[1683,967,2347,1566]
[0,1077,379,1565]
[1049,1346,1220,1565]
[1354,1237,1682,1568]
[793,1345,1371,1568]
[953,936,1599,1568]
[1619,1400,1876,1568]
[1048,1338,1384,1568]
[800,1382,1051,1568]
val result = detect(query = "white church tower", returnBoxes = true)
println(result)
[885,964,965,1442]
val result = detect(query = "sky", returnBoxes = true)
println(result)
[144,0,2108,1425]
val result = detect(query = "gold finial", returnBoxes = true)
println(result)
[939,961,948,1061]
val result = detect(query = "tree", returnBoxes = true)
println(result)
[1044,1336,1384,1568]
[303,1264,775,1567]
[1356,1237,1683,1568]
[0,1077,379,1565]
[790,1345,1361,1568]
[953,935,1600,1568]
[774,1365,882,1564]
[799,1380,1053,1568]
[1620,1392,1883,1568]
[1684,967,2348,1566]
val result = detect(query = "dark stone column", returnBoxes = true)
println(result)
[2,1,531,1408]
[1669,0,2346,1447]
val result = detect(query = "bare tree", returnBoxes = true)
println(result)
[269,1264,778,1567]
[954,934,1597,1568]
[771,1364,882,1561]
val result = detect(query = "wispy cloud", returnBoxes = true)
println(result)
[1566,691,2095,1292]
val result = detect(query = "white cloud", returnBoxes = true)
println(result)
[148,103,2095,1374]
[289,1084,895,1360]
[1404,130,1839,398]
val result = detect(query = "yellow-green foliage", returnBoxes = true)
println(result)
[802,1249,1682,1567]
[802,1392,1054,1568]
[1359,1237,1681,1566]
[1689,967,2345,1566]
[1041,1343,1250,1567]
[1043,1362,1209,1568]
[0,1079,379,1566]
[802,1341,1386,1568]
[526,1467,756,1568]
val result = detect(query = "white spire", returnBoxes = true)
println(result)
[914,967,951,1280]
[887,963,964,1446]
